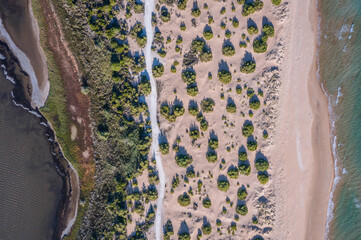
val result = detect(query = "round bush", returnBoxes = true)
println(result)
[178,232,190,240]
[238,151,248,161]
[186,169,195,178]
[232,18,239,28]
[242,123,254,137]
[255,158,269,171]
[263,24,275,37]
[240,61,256,74]
[236,204,248,216]
[247,25,258,35]
[239,163,251,176]
[188,105,199,116]
[226,103,237,113]
[202,198,212,208]
[152,64,164,77]
[208,138,219,150]
[200,50,213,62]
[247,88,255,98]
[206,151,218,163]
[182,70,196,84]
[175,154,193,167]
[217,179,230,192]
[236,85,243,94]
[237,188,248,200]
[227,167,239,179]
[249,98,261,110]
[178,193,191,206]
[202,223,212,235]
[203,29,213,40]
[200,119,209,131]
[253,40,268,53]
[201,98,215,112]
[191,7,201,17]
[159,142,169,155]
[187,84,199,97]
[222,45,235,56]
[271,0,282,5]
[247,140,258,151]
[189,129,200,140]
[218,70,232,84]
[258,173,269,184]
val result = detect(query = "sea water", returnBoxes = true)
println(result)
[318,0,361,239]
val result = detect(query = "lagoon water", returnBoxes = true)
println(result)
[318,0,361,238]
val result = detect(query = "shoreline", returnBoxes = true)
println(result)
[0,40,79,240]
[274,0,334,239]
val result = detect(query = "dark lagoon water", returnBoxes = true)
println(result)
[318,0,361,238]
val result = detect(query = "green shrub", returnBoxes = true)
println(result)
[239,163,251,176]
[232,18,239,28]
[200,50,213,62]
[159,143,169,155]
[189,129,200,140]
[173,105,185,117]
[208,138,219,150]
[152,64,164,77]
[202,223,212,235]
[240,61,256,74]
[191,7,201,17]
[177,0,188,10]
[182,70,196,84]
[237,188,248,200]
[200,119,209,131]
[222,45,236,56]
[218,70,232,84]
[206,151,218,163]
[258,173,269,184]
[186,169,196,178]
[253,40,268,53]
[236,204,248,216]
[237,0,245,5]
[239,42,247,48]
[242,123,254,137]
[196,113,203,122]
[191,39,205,53]
[201,98,215,112]
[247,140,258,151]
[178,232,190,240]
[242,0,263,16]
[139,76,151,95]
[263,24,275,37]
[134,201,145,215]
[247,88,255,97]
[187,84,199,97]
[217,179,230,192]
[178,193,191,206]
[161,7,171,22]
[158,48,167,57]
[202,198,212,208]
[203,29,213,40]
[175,154,193,167]
[225,30,232,39]
[263,131,269,139]
[171,65,177,73]
[180,22,186,31]
[271,0,282,5]
[220,7,226,14]
[249,98,261,110]
[247,25,258,35]
[255,158,269,171]
[188,105,199,116]
[236,85,243,94]
[172,175,180,188]
[226,103,237,113]
[238,151,248,161]
[227,167,239,179]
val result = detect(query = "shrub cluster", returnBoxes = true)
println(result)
[152,63,164,77]
[222,44,236,56]
[206,151,218,163]
[182,69,199,97]
[247,25,258,35]
[255,158,269,171]
[242,123,254,137]
[159,142,169,155]
[226,102,237,113]
[208,137,219,150]
[242,0,263,16]
[178,192,191,206]
[202,198,212,208]
[238,151,248,161]
[217,178,230,192]
[218,70,232,84]
[249,97,261,110]
[240,61,256,74]
[227,167,239,179]
[175,154,193,167]
[258,173,269,184]
[236,204,248,216]
[239,162,251,176]
[247,139,258,151]
[201,98,215,112]
[160,103,185,122]
[237,188,248,200]
[202,223,212,235]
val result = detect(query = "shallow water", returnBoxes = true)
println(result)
[318,0,361,238]
[0,67,62,239]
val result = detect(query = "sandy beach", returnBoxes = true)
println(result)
[273,0,334,239]
[144,0,334,238]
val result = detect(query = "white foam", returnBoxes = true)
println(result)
[354,197,361,209]
[336,87,343,105]
[0,18,47,108]
[0,53,5,59]
[342,168,347,174]
[338,24,349,40]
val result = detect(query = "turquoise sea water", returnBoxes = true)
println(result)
[318,0,361,239]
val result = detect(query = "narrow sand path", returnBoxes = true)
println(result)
[144,0,166,239]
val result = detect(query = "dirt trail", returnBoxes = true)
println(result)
[144,0,166,239]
